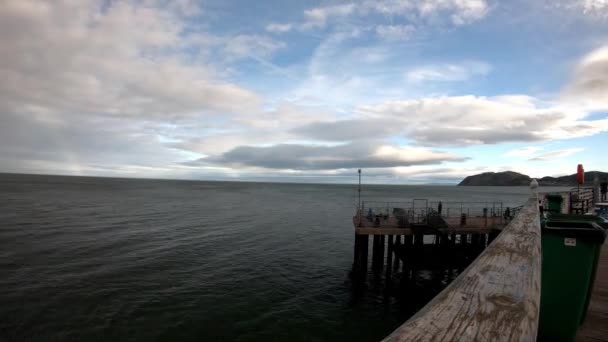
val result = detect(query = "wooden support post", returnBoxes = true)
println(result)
[393,235,401,271]
[488,229,500,244]
[413,231,423,273]
[380,235,386,268]
[472,233,481,253]
[353,233,361,272]
[386,235,394,281]
[480,233,488,249]
[361,235,369,275]
[403,234,413,276]
[353,233,361,270]
[372,235,380,270]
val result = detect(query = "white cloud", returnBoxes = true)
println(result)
[375,25,416,41]
[302,3,357,29]
[292,95,608,146]
[562,45,608,110]
[528,148,585,161]
[580,0,608,16]
[503,146,544,157]
[548,0,608,19]
[363,0,489,25]
[406,61,491,82]
[1,0,606,181]
[266,23,293,33]
[222,35,286,61]
[503,146,585,161]
[277,0,490,34]
[0,0,264,120]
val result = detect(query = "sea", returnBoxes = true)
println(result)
[0,173,566,341]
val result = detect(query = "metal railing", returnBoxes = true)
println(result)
[358,200,514,227]
[540,187,596,215]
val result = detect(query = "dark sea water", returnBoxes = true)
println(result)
[0,174,559,341]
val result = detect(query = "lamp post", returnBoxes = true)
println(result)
[358,169,362,227]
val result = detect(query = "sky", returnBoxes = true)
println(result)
[1,0,608,184]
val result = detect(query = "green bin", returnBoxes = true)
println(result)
[547,213,608,230]
[545,194,564,214]
[538,220,606,341]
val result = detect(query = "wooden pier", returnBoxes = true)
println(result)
[352,201,511,279]
[576,240,608,341]
[357,184,608,341]
[378,196,541,341]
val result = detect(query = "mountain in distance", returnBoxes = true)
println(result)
[458,171,608,186]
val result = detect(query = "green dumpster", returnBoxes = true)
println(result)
[545,194,564,214]
[547,213,608,230]
[538,220,606,341]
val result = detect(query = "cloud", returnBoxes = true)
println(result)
[1,0,606,182]
[503,146,544,157]
[266,23,293,33]
[291,94,608,147]
[274,0,490,34]
[528,148,585,161]
[302,3,357,29]
[581,0,608,16]
[359,95,608,146]
[406,61,491,82]
[0,0,286,175]
[194,142,467,170]
[503,146,585,161]
[563,45,608,109]
[221,35,286,61]
[291,119,400,141]
[558,0,608,16]
[375,25,416,41]
[0,0,269,121]
[0,111,179,175]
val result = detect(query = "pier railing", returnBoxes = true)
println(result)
[382,192,541,341]
[540,187,596,215]
[360,200,513,227]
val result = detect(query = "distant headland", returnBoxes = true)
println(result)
[458,171,608,186]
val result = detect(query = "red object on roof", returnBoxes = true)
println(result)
[577,164,584,185]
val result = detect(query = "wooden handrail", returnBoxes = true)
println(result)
[383,195,541,341]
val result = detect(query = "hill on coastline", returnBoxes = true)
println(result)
[458,171,608,186]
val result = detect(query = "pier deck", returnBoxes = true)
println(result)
[576,241,608,341]
[354,215,507,235]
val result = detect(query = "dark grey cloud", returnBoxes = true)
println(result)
[190,142,467,170]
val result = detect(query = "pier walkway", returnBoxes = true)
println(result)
[576,241,608,341]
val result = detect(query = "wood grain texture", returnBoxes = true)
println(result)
[383,197,542,342]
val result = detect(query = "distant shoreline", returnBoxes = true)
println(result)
[458,170,608,186]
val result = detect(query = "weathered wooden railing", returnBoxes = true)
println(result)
[383,191,541,341]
